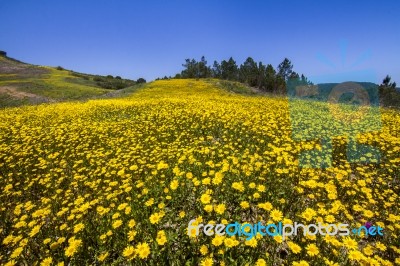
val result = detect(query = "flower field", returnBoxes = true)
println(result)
[0,79,399,265]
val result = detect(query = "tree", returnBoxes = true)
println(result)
[221,57,238,81]
[382,75,396,89]
[277,58,293,81]
[181,59,198,78]
[239,57,258,86]
[136,78,146,83]
[379,75,399,106]
[264,64,276,92]
[198,56,211,78]
[212,60,222,78]
[256,62,266,89]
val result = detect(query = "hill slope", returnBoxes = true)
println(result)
[0,79,398,265]
[0,54,137,107]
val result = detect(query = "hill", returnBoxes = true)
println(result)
[0,53,139,107]
[0,79,398,265]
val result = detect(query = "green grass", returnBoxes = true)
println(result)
[0,93,30,108]
[206,79,257,95]
[0,55,138,107]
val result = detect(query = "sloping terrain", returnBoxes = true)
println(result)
[0,55,136,107]
[0,79,398,265]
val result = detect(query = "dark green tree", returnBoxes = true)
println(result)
[239,57,258,86]
[198,56,211,78]
[379,75,400,106]
[212,60,222,78]
[221,57,238,81]
[264,64,276,92]
[136,78,146,83]
[277,58,294,81]
[181,59,198,78]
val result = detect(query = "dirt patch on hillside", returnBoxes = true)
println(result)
[0,86,54,103]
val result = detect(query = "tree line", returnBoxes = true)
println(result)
[169,56,311,93]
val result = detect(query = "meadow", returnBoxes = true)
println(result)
[0,79,399,265]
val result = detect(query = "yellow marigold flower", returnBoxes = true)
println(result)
[245,237,257,247]
[211,235,224,246]
[306,243,319,256]
[202,177,211,185]
[240,201,250,209]
[224,237,237,248]
[375,242,386,251]
[292,261,309,266]
[363,245,374,256]
[123,245,135,260]
[73,223,85,233]
[10,247,23,259]
[232,181,245,192]
[204,204,213,212]
[288,241,301,254]
[342,237,358,250]
[156,230,167,245]
[128,230,137,241]
[200,257,213,266]
[4,260,17,266]
[273,234,283,243]
[255,258,267,266]
[149,212,162,224]
[98,251,109,262]
[112,220,123,229]
[200,245,208,255]
[128,219,136,228]
[200,193,211,204]
[135,242,150,259]
[348,250,363,261]
[65,238,82,257]
[214,203,226,215]
[29,225,41,237]
[270,209,283,222]
[258,202,273,211]
[186,172,193,179]
[257,185,266,192]
[170,180,179,190]
[40,257,52,266]
[117,203,128,211]
[129,165,138,171]
[301,208,316,222]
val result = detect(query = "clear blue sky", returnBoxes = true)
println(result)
[1,0,399,83]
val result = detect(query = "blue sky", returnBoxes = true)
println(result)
[0,0,399,83]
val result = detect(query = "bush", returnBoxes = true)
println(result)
[137,78,146,83]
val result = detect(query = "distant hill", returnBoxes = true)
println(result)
[0,53,139,107]
[287,81,385,106]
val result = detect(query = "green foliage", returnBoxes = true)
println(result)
[136,78,146,84]
[181,56,212,78]
[0,56,138,107]
[379,75,400,107]
[177,56,309,95]
[207,79,256,95]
